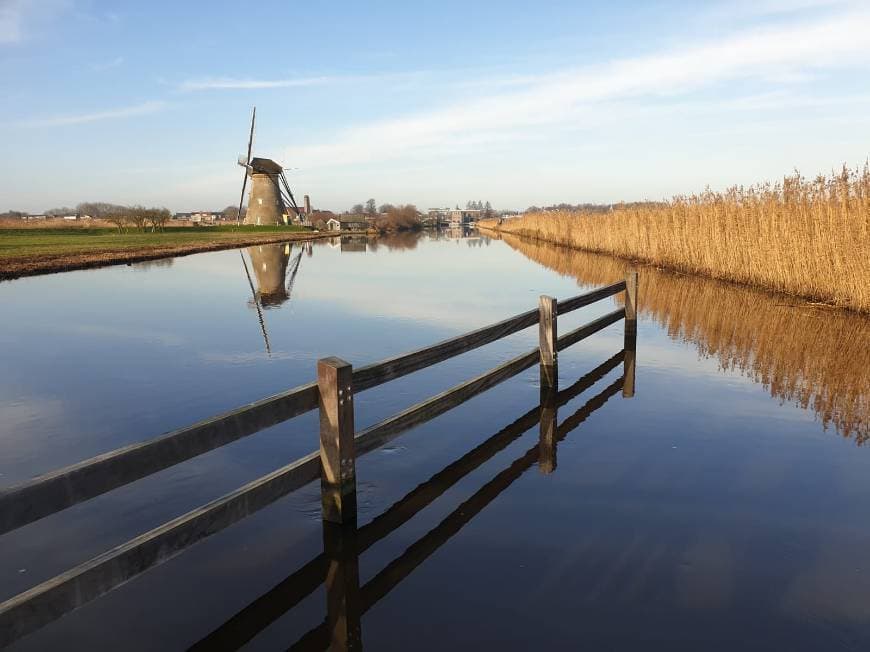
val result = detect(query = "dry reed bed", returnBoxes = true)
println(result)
[482,167,870,313]
[500,233,870,443]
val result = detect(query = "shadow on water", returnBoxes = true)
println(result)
[188,351,628,651]
[495,233,870,443]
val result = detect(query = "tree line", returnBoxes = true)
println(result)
[346,199,423,232]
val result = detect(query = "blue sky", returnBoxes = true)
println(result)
[2,0,869,212]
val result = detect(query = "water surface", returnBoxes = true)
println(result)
[1,230,869,650]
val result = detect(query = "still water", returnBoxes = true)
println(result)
[1,230,869,650]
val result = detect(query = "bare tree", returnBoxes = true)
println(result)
[44,206,76,216]
[104,210,130,234]
[351,203,365,214]
[146,208,171,232]
[365,198,377,216]
[222,205,244,221]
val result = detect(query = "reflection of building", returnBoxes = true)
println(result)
[340,236,367,252]
[445,225,478,240]
[247,243,291,306]
[448,209,480,227]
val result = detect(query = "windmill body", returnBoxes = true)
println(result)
[244,158,287,226]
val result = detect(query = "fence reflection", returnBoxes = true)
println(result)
[189,346,632,651]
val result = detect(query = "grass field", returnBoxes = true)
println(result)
[480,166,870,313]
[0,224,318,279]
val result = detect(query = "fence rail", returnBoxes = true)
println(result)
[0,272,638,648]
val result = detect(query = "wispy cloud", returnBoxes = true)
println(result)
[288,7,870,167]
[178,76,334,91]
[21,101,167,127]
[177,70,428,92]
[91,56,125,71]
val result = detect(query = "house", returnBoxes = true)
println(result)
[173,211,221,223]
[326,216,369,232]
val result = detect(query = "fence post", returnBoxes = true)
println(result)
[539,295,558,391]
[623,271,638,398]
[318,357,357,524]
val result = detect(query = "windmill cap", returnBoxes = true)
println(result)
[249,157,283,174]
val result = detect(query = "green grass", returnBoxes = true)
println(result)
[0,225,309,260]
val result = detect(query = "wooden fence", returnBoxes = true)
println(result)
[0,272,638,648]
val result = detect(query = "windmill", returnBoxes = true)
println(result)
[236,107,305,226]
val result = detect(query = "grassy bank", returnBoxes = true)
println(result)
[480,166,870,313]
[0,224,325,279]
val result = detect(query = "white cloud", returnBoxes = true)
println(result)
[288,8,870,168]
[177,70,429,92]
[21,101,167,127]
[179,76,333,91]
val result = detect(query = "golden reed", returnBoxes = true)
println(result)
[481,166,870,313]
[498,233,870,443]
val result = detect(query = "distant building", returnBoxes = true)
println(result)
[326,216,369,232]
[427,208,451,224]
[173,211,221,223]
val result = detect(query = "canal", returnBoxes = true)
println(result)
[1,230,869,650]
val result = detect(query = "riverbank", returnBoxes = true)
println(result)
[480,166,870,313]
[0,226,348,280]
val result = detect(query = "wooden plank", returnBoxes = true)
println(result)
[0,383,319,536]
[556,308,625,352]
[0,451,321,649]
[0,349,540,646]
[0,281,624,537]
[318,358,357,524]
[354,348,540,457]
[353,283,623,392]
[539,295,558,391]
[557,280,625,315]
[351,308,538,391]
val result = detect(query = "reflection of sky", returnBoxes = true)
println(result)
[3,235,870,649]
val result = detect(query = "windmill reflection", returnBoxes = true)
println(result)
[188,347,632,652]
[239,243,304,356]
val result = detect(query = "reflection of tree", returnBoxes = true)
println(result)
[500,233,870,443]
[131,258,174,270]
[379,231,420,251]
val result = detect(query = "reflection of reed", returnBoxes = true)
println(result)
[500,233,870,443]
